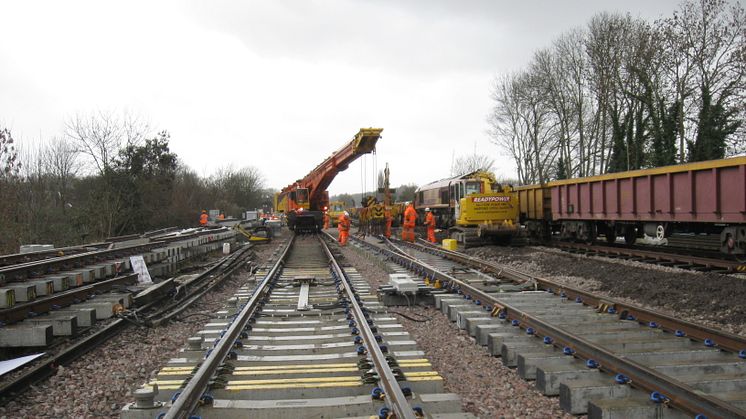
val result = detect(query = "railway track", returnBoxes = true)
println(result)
[551,241,746,274]
[0,242,256,404]
[349,235,746,418]
[121,234,472,418]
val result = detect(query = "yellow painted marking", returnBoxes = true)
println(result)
[234,367,359,375]
[228,376,360,385]
[398,359,432,365]
[405,371,441,377]
[159,367,197,372]
[406,376,443,382]
[226,381,361,391]
[235,363,356,371]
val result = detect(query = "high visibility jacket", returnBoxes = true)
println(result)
[338,215,350,231]
[425,212,435,228]
[218,214,225,220]
[403,204,417,228]
[200,213,208,225]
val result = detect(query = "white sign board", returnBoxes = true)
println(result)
[0,353,45,377]
[130,255,153,284]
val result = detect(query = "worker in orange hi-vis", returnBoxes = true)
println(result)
[424,207,436,243]
[402,202,417,242]
[338,211,351,246]
[199,210,209,226]
[218,213,225,221]
[323,211,330,229]
[384,207,393,239]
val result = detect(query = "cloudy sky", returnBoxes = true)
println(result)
[0,0,684,196]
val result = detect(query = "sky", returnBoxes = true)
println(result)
[0,0,686,197]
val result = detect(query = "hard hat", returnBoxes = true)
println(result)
[405,201,411,205]
[344,211,349,216]
[425,207,430,212]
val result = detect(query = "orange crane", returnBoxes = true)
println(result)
[274,128,383,232]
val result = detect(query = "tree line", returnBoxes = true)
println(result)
[0,111,270,253]
[489,0,745,185]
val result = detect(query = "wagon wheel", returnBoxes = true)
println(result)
[655,224,667,241]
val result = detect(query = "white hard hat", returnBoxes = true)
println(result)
[344,211,349,216]
[405,201,411,205]
[425,208,430,211]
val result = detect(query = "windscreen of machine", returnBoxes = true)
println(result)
[464,181,481,196]
[296,188,309,204]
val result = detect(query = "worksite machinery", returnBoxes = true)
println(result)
[274,128,383,232]
[414,170,523,246]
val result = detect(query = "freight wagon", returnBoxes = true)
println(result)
[516,156,746,259]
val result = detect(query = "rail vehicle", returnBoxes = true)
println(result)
[516,156,746,259]
[274,128,383,232]
[414,170,521,245]
[326,200,346,227]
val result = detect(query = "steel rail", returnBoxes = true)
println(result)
[0,241,169,283]
[0,245,92,267]
[163,235,293,419]
[553,241,745,272]
[0,244,253,403]
[149,245,254,325]
[319,234,417,419]
[0,318,128,403]
[405,239,746,353]
[354,236,746,419]
[0,273,140,324]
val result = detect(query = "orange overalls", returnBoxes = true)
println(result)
[218,213,225,220]
[323,212,330,229]
[338,214,351,246]
[384,208,393,239]
[425,211,436,243]
[199,213,209,226]
[402,204,417,242]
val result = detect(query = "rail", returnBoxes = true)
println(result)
[553,241,746,273]
[320,233,416,419]
[409,239,746,353]
[163,235,293,419]
[352,236,746,418]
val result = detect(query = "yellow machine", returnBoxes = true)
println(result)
[326,201,346,227]
[415,170,521,246]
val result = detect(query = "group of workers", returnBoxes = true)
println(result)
[198,204,435,246]
[331,201,436,246]
[199,210,225,226]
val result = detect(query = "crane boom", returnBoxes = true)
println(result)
[275,128,383,232]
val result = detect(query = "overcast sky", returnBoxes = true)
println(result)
[0,0,686,196]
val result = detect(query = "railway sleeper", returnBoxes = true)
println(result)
[390,238,746,418]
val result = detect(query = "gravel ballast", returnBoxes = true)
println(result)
[467,245,746,336]
[0,243,276,419]
[339,243,572,419]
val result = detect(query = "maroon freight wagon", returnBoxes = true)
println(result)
[546,157,746,256]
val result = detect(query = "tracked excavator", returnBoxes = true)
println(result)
[274,128,383,232]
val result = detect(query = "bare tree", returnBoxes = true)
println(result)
[64,110,150,175]
[451,146,495,176]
